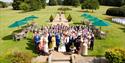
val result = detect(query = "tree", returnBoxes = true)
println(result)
[81,0,99,12]
[48,0,58,6]
[63,0,73,5]
[57,0,62,5]
[19,2,30,12]
[0,1,7,8]
[12,0,22,10]
[29,0,42,11]
[72,0,80,7]
[40,0,46,8]
[98,0,125,6]
[67,14,72,22]
[12,0,46,11]
[49,15,54,22]
[79,0,84,3]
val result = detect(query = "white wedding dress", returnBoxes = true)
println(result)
[58,37,66,52]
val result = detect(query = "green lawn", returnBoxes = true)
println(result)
[0,6,125,59]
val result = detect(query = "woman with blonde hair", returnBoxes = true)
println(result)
[49,34,56,51]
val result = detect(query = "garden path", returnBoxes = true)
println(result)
[50,14,69,26]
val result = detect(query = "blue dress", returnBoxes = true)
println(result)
[55,33,61,47]
[34,35,40,48]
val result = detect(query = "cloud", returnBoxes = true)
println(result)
[0,0,13,2]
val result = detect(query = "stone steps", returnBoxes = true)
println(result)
[48,51,71,63]
[32,52,108,63]
[52,61,70,63]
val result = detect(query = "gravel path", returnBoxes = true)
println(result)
[50,14,69,26]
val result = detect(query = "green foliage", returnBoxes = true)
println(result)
[67,14,72,22]
[29,0,42,11]
[79,0,84,3]
[63,0,73,5]
[98,0,125,6]
[81,0,99,10]
[48,0,58,6]
[0,1,8,8]
[57,7,72,11]
[57,0,63,5]
[49,15,54,22]
[19,2,30,12]
[105,48,125,63]
[106,7,125,17]
[40,0,46,9]
[12,0,22,10]
[4,51,33,63]
[12,0,46,11]
[72,0,80,7]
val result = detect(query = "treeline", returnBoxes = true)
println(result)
[48,0,80,7]
[12,0,46,11]
[98,0,125,6]
[12,0,81,11]
[0,1,8,8]
[81,0,99,11]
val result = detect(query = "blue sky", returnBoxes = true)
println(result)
[0,0,49,3]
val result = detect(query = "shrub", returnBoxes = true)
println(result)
[49,15,54,22]
[67,14,72,22]
[6,51,32,63]
[19,2,30,12]
[57,7,72,11]
[106,7,125,17]
[105,48,125,63]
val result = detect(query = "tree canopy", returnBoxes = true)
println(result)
[48,0,58,6]
[0,1,8,8]
[81,0,99,11]
[12,0,46,11]
[98,0,125,6]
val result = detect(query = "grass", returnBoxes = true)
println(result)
[0,5,125,59]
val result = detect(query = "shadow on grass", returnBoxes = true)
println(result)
[73,22,81,25]
[119,27,125,32]
[25,38,38,54]
[12,28,23,33]
[2,28,23,40]
[2,35,12,40]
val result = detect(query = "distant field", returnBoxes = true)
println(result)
[0,5,125,59]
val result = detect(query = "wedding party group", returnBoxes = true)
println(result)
[33,24,95,56]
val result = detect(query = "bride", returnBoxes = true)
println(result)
[58,34,66,52]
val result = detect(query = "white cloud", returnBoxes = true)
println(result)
[0,0,13,2]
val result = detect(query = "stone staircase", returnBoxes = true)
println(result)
[48,51,71,63]
[32,52,108,63]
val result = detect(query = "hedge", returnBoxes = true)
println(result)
[106,7,125,17]
[105,48,125,63]
[98,0,125,6]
